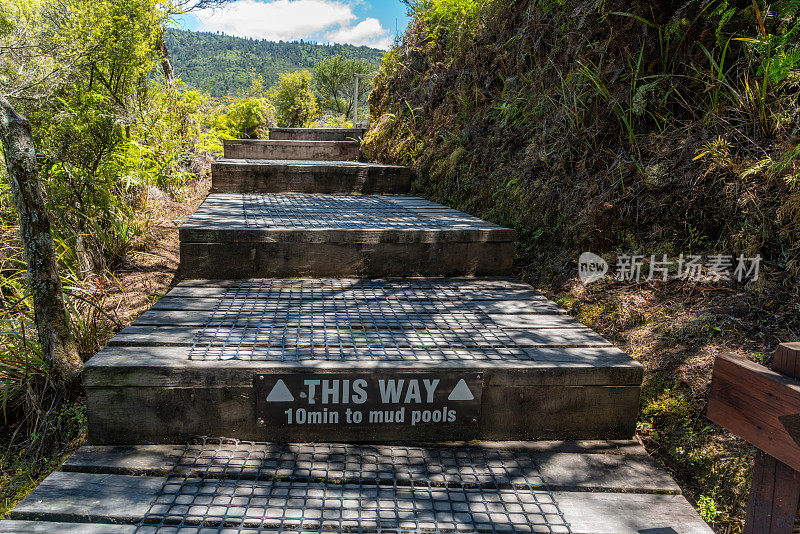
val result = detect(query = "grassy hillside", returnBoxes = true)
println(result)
[365,1,800,531]
[166,28,384,97]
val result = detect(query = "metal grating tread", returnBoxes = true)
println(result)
[226,159,390,167]
[183,279,491,301]
[184,195,507,234]
[166,280,542,303]
[242,195,437,229]
[135,437,572,533]
[188,281,538,361]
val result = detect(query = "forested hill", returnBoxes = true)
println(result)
[165,28,384,97]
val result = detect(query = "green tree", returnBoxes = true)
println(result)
[32,0,164,271]
[214,75,276,139]
[314,54,375,118]
[217,98,275,139]
[2,0,214,272]
[0,0,106,384]
[271,70,319,127]
[0,97,82,388]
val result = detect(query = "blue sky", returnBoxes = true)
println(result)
[176,1,411,50]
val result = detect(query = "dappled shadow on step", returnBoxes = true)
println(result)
[134,436,572,533]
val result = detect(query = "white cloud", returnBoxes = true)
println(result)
[194,0,356,41]
[325,17,391,49]
[190,0,392,49]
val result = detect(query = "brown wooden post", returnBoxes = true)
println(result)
[744,343,800,534]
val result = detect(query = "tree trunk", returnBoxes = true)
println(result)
[0,96,82,386]
[158,28,176,85]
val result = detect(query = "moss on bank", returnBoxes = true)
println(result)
[365,1,800,531]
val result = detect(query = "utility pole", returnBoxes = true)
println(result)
[353,73,376,127]
[353,75,359,126]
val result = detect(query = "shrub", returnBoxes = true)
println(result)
[215,97,276,139]
[272,70,319,127]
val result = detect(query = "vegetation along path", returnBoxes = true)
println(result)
[3,0,800,531]
[2,128,712,532]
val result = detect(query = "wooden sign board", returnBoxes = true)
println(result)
[255,372,484,430]
[708,353,800,471]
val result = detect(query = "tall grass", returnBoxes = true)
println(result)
[365,1,800,529]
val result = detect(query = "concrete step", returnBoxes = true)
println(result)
[179,194,514,278]
[211,159,410,194]
[7,439,712,533]
[83,278,642,444]
[269,127,365,141]
[223,139,360,161]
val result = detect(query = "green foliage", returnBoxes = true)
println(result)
[367,0,800,287]
[124,84,215,193]
[413,0,487,41]
[697,494,722,523]
[314,54,376,117]
[8,0,165,269]
[0,0,216,467]
[0,263,45,421]
[272,70,319,128]
[311,114,354,129]
[215,97,276,139]
[0,10,10,35]
[208,76,276,141]
[165,28,383,98]
[637,377,750,529]
[0,398,84,514]
[0,0,220,270]
[0,235,97,437]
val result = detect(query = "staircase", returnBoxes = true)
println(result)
[3,128,712,533]
[222,139,361,161]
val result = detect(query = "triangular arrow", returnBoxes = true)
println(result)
[448,379,474,401]
[266,379,294,402]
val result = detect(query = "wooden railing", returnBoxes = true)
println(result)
[708,343,800,533]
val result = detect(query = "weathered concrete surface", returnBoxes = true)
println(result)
[10,443,712,533]
[211,159,411,194]
[269,127,365,141]
[0,522,135,533]
[179,194,515,278]
[61,443,679,494]
[83,278,642,444]
[223,139,360,161]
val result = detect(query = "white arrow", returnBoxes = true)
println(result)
[266,379,294,402]
[448,379,474,401]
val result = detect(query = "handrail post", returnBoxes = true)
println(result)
[746,343,800,533]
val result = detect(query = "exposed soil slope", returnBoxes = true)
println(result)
[364,1,800,531]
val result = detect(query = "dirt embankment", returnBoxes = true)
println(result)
[364,1,800,531]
